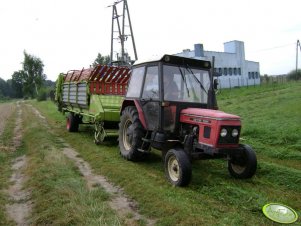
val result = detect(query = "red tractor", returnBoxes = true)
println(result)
[119,55,257,186]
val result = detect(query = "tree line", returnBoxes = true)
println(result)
[4,51,298,101]
[0,52,110,101]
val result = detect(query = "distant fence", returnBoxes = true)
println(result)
[260,75,288,85]
[217,75,289,91]
[217,77,260,89]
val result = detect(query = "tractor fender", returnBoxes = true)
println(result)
[120,99,147,129]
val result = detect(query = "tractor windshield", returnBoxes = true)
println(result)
[163,65,210,104]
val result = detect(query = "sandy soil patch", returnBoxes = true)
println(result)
[5,156,32,226]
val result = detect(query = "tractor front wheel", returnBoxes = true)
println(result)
[228,144,257,179]
[119,106,148,161]
[66,113,79,132]
[164,148,192,187]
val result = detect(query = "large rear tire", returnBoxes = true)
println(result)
[66,113,79,132]
[228,144,257,179]
[119,106,148,161]
[164,148,192,187]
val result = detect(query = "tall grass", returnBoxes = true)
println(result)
[31,82,301,225]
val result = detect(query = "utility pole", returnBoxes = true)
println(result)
[296,40,300,80]
[109,0,137,66]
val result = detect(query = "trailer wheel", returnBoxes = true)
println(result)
[164,148,192,187]
[119,106,148,161]
[66,113,79,132]
[228,144,257,179]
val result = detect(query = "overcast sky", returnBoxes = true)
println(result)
[0,0,300,81]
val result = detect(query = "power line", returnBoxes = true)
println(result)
[252,43,295,53]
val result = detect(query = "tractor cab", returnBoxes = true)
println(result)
[123,55,216,136]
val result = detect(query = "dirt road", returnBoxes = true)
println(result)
[1,101,155,225]
[1,102,32,226]
[0,102,15,137]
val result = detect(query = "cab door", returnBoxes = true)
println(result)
[140,66,160,131]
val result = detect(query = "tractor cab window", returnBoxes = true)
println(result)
[163,65,210,104]
[142,66,159,99]
[126,67,145,98]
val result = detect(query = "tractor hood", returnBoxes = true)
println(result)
[180,108,241,149]
[180,108,241,121]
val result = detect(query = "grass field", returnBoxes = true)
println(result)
[1,82,300,225]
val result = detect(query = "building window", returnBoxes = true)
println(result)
[234,68,237,75]
[223,67,228,75]
[238,68,241,75]
[218,68,222,74]
[252,72,255,79]
[248,72,251,79]
[255,72,259,79]
[229,68,233,76]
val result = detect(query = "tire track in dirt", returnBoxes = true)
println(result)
[61,146,156,226]
[5,102,32,226]
[12,102,23,148]
[29,105,156,226]
[0,103,15,150]
[6,156,32,226]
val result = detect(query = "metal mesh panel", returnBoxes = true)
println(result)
[61,82,88,109]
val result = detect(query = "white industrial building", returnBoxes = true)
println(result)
[175,40,260,88]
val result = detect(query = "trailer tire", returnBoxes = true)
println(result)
[228,144,257,179]
[119,106,148,161]
[66,113,79,132]
[165,148,192,187]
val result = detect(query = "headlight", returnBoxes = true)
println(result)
[220,128,227,137]
[232,129,239,137]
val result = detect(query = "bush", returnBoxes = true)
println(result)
[37,89,48,101]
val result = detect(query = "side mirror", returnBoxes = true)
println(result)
[214,79,218,90]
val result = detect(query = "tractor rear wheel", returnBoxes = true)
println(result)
[66,113,79,132]
[164,148,192,187]
[119,106,148,161]
[228,144,257,179]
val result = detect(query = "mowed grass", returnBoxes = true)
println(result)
[32,82,301,225]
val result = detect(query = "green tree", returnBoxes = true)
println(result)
[0,78,10,98]
[0,79,5,98]
[22,51,46,98]
[92,53,110,67]
[11,71,25,98]
[6,79,14,97]
[287,69,301,81]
